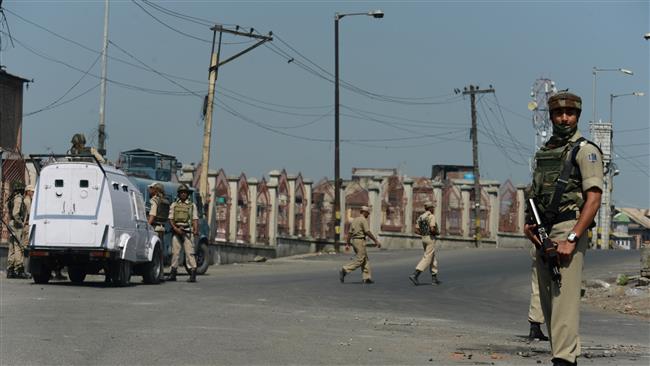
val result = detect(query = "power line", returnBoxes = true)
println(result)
[24,53,101,116]
[24,83,100,117]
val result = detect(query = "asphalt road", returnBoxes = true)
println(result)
[1,247,648,365]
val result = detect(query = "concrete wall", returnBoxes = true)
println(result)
[497,233,528,249]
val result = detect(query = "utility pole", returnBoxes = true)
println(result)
[97,0,109,156]
[462,85,494,247]
[199,25,272,204]
[528,78,557,159]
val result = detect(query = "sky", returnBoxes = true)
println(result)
[1,0,648,208]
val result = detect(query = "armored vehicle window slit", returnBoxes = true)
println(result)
[122,185,129,192]
[55,179,64,187]
[80,180,89,188]
[112,183,119,190]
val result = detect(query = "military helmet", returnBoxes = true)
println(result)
[154,183,165,193]
[548,92,582,112]
[177,183,190,193]
[424,201,434,209]
[71,133,87,145]
[12,181,25,191]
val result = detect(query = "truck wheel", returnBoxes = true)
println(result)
[31,259,51,284]
[111,260,132,286]
[185,241,210,275]
[142,245,163,284]
[68,265,87,284]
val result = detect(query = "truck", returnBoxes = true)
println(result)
[25,155,164,285]
[117,149,213,275]
[128,177,212,275]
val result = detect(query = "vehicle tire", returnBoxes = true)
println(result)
[31,259,50,284]
[111,260,132,286]
[185,241,210,275]
[68,265,87,284]
[142,245,163,284]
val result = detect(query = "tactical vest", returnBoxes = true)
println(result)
[70,146,92,155]
[8,193,26,225]
[173,200,193,226]
[531,140,584,221]
[417,213,431,236]
[152,195,170,224]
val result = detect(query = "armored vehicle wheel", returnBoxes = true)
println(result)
[110,260,132,286]
[68,265,87,284]
[185,241,210,275]
[142,245,163,284]
[30,259,51,284]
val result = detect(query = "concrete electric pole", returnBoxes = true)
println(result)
[528,78,557,158]
[199,26,272,204]
[462,85,494,247]
[97,0,109,156]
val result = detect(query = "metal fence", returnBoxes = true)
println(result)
[381,175,405,232]
[256,181,270,244]
[1,150,26,243]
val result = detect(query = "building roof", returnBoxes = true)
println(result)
[0,69,30,83]
[616,208,650,229]
[613,212,631,224]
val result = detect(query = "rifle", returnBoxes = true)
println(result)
[528,198,562,288]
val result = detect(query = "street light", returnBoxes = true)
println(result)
[592,67,634,123]
[334,10,384,243]
[610,91,645,123]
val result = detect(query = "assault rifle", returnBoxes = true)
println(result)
[528,198,562,288]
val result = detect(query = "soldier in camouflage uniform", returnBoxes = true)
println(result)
[524,91,603,366]
[166,184,198,283]
[339,206,381,284]
[409,201,440,285]
[6,181,29,279]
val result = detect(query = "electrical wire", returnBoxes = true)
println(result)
[24,83,100,117]
[24,53,101,116]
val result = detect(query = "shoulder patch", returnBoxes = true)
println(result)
[587,153,598,162]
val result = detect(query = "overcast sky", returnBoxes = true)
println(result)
[2,0,648,207]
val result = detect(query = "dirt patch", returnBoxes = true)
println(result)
[582,274,650,319]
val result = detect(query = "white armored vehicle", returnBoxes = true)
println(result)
[25,155,164,285]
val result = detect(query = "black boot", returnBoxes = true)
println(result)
[187,269,196,283]
[409,270,421,286]
[431,273,441,285]
[165,268,177,282]
[339,269,347,283]
[552,357,576,366]
[529,322,549,341]
[6,268,16,279]
[14,268,30,279]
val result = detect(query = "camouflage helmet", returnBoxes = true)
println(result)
[548,92,582,113]
[12,181,25,191]
[177,183,191,193]
[71,133,87,145]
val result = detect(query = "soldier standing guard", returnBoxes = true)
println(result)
[6,181,30,279]
[409,201,441,285]
[166,184,198,283]
[524,91,603,366]
[339,206,381,284]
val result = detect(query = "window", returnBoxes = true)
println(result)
[112,182,119,190]
[80,180,89,188]
[55,179,64,187]
[122,185,129,192]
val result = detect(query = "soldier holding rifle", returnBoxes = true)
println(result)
[524,91,603,366]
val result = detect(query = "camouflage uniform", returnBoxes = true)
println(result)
[68,133,105,163]
[530,92,603,365]
[148,183,168,243]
